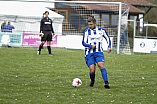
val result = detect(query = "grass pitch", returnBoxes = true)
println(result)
[0,47,157,104]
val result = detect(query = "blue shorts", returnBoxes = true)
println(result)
[85,52,105,67]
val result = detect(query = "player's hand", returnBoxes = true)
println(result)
[92,45,96,49]
[40,31,44,37]
[52,33,55,40]
[107,48,112,53]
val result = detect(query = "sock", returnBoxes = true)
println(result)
[38,45,43,51]
[47,46,51,54]
[89,72,95,83]
[101,68,108,83]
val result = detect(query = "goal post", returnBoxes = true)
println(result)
[0,0,130,54]
[118,3,131,54]
[117,2,122,54]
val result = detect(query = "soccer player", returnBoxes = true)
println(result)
[37,11,55,56]
[82,16,111,88]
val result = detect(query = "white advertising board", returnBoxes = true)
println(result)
[133,38,157,53]
[57,35,113,50]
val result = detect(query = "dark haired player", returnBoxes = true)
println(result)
[37,11,55,56]
[82,16,111,88]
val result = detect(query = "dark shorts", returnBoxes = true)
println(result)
[41,31,52,41]
[85,52,105,67]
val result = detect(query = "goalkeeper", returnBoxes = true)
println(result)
[37,11,55,56]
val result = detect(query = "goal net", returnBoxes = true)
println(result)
[0,0,130,54]
[53,1,130,54]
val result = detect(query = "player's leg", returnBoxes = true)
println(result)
[47,41,52,55]
[47,32,53,55]
[85,53,96,87]
[97,62,110,88]
[37,31,47,55]
[89,64,96,87]
[37,41,45,55]
[96,52,110,89]
[97,62,108,82]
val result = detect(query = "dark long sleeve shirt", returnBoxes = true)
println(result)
[40,17,54,33]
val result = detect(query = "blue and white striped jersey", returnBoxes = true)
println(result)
[82,26,111,57]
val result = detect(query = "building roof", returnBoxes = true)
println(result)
[129,5,144,14]
[72,0,156,7]
[79,3,144,14]
[72,0,156,14]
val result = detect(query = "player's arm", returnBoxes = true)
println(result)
[82,30,93,49]
[103,29,112,53]
[40,19,44,37]
[50,20,55,39]
[51,20,54,34]
[40,19,44,33]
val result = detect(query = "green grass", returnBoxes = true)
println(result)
[0,47,157,104]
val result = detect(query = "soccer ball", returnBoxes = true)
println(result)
[72,78,82,87]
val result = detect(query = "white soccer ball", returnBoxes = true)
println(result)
[72,78,82,87]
